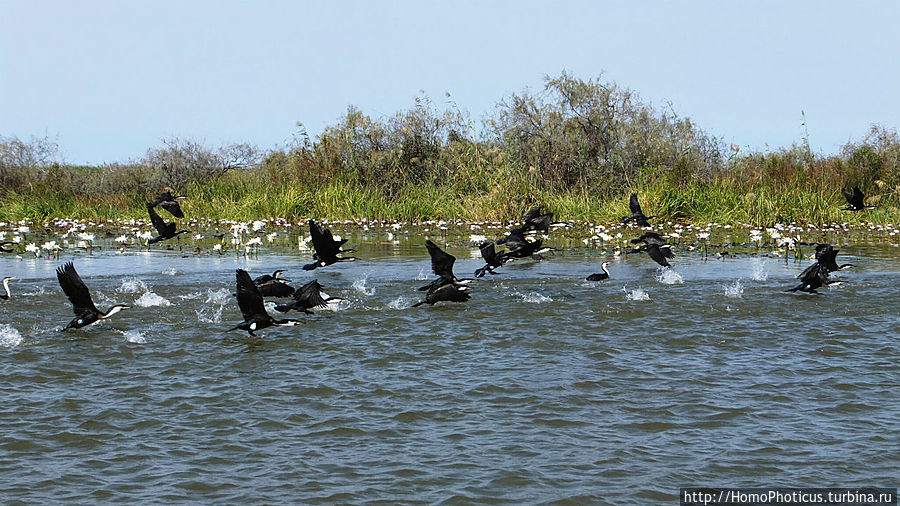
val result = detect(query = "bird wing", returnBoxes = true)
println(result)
[146,204,168,235]
[646,245,671,267]
[56,262,99,316]
[425,240,456,279]
[841,188,854,206]
[853,186,865,207]
[308,220,334,258]
[158,200,185,218]
[479,242,497,263]
[257,280,295,298]
[254,274,275,284]
[294,279,329,309]
[504,229,528,251]
[797,262,819,280]
[235,269,268,321]
[521,206,542,222]
[629,193,643,216]
[526,213,553,233]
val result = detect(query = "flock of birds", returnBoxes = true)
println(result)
[0,185,878,336]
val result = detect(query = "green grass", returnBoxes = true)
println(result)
[2,168,898,226]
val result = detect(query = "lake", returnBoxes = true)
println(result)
[1,219,897,503]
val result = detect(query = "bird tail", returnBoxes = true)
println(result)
[274,304,291,313]
[474,265,488,278]
[302,262,318,271]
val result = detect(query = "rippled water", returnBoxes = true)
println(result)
[1,230,898,503]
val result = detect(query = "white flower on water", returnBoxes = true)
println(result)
[77,232,95,242]
[469,234,487,244]
[137,230,154,240]
[245,237,262,247]
[697,232,710,240]
[41,241,59,251]
[25,243,39,256]
[252,220,266,231]
[12,235,21,243]
[266,232,278,243]
[213,243,223,251]
[17,226,29,234]
[192,234,204,241]
[115,235,128,243]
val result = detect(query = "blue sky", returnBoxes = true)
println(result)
[2,1,898,164]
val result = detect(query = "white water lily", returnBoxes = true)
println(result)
[193,234,204,241]
[266,232,278,243]
[245,237,262,246]
[137,230,154,240]
[17,226,29,234]
[252,220,266,231]
[77,232,95,242]
[12,235,21,243]
[41,241,59,251]
[213,243,223,251]
[115,235,129,243]
[24,243,39,256]
[697,232,710,240]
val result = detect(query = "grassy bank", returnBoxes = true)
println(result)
[2,167,898,226]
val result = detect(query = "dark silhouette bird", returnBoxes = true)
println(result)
[228,269,302,336]
[622,193,655,227]
[0,276,15,300]
[146,203,188,244]
[149,190,187,218]
[501,229,551,259]
[303,220,358,270]
[474,241,507,277]
[412,283,471,308]
[628,232,674,267]
[799,244,855,279]
[787,262,835,294]
[275,279,345,314]
[586,261,611,281]
[419,240,473,291]
[0,242,17,253]
[497,206,562,243]
[253,270,295,297]
[56,262,130,331]
[841,186,875,211]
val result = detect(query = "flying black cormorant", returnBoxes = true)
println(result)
[303,220,358,270]
[56,262,130,331]
[228,269,302,336]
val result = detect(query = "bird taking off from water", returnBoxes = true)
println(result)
[253,270,295,297]
[275,279,345,314]
[419,240,472,292]
[303,220,358,270]
[56,262,130,331]
[229,269,302,336]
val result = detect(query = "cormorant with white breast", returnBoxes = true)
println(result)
[0,276,15,300]
[56,262,130,331]
[228,269,302,336]
[586,261,611,281]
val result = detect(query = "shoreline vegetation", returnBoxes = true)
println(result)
[2,72,899,226]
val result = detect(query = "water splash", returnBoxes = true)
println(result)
[352,277,375,296]
[723,280,744,298]
[623,286,650,301]
[117,278,148,294]
[656,268,683,285]
[161,267,178,276]
[0,324,23,347]
[751,258,768,281]
[121,329,147,344]
[134,292,171,307]
[520,291,553,303]
[388,296,414,310]
[415,267,429,281]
